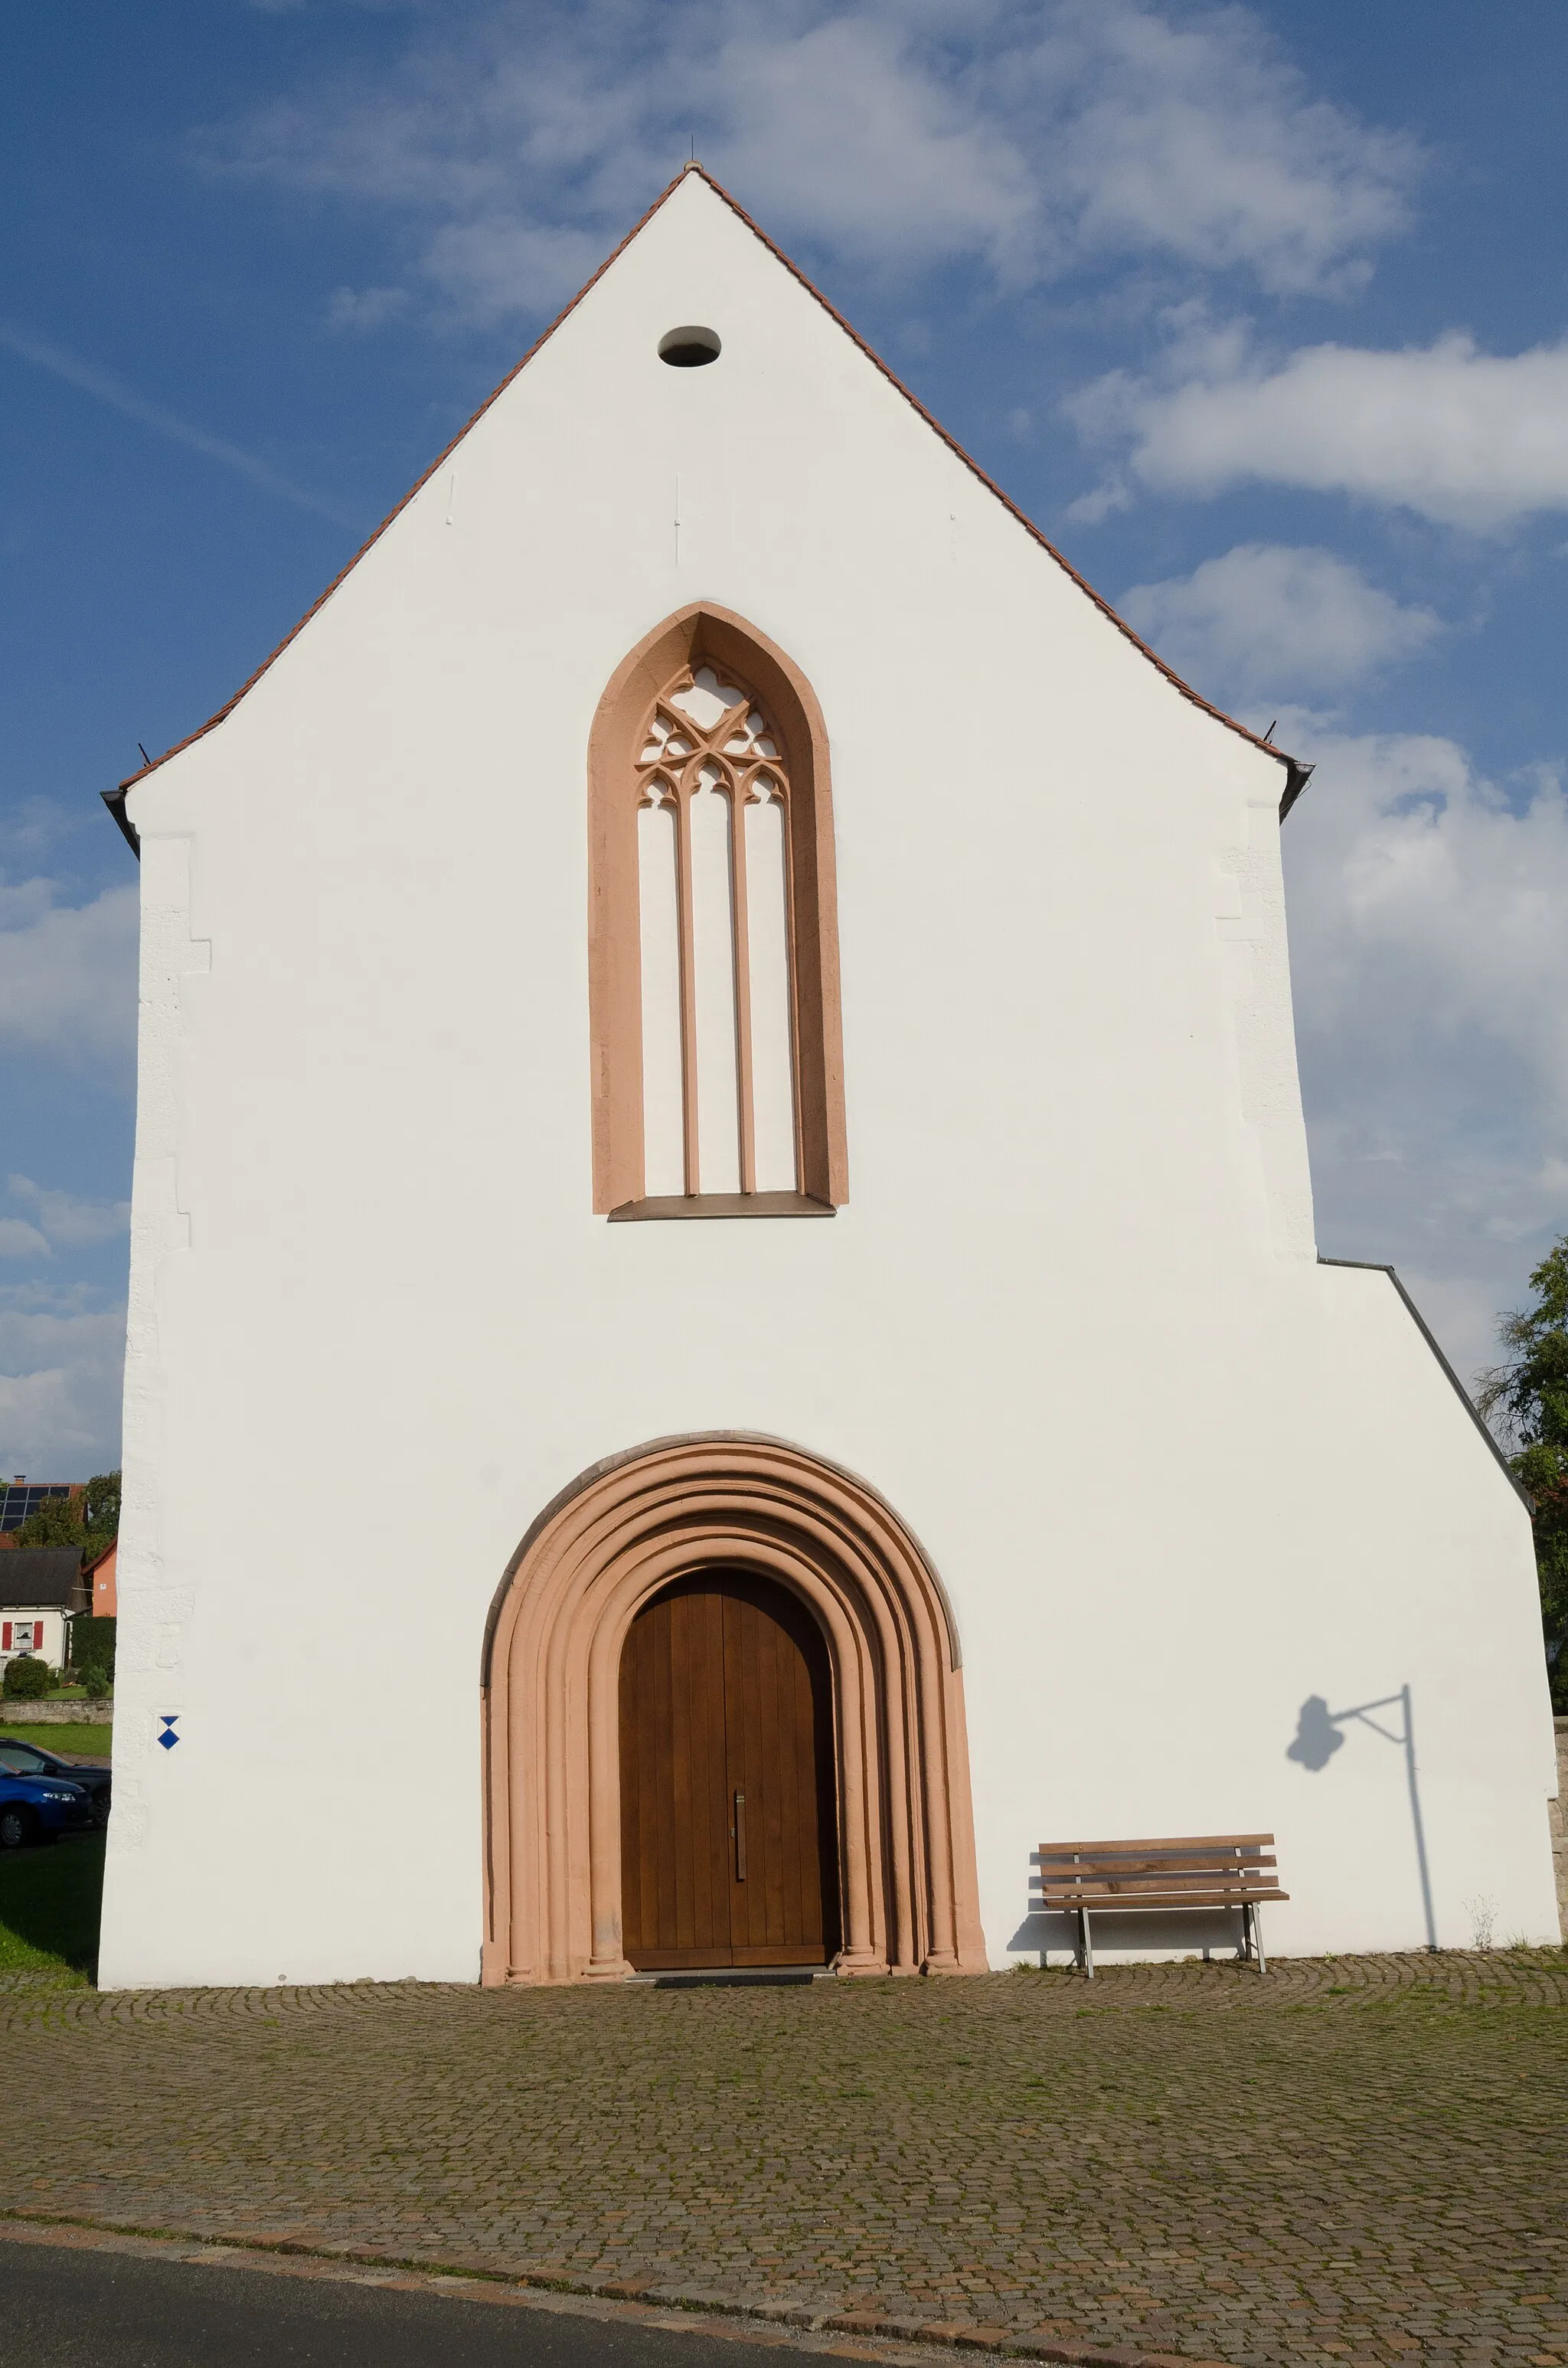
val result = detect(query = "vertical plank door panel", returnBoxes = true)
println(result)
[724,1588,760,1957]
[620,1571,840,1973]
[695,1588,732,1951]
[775,1600,809,1945]
[647,1594,674,1950]
[619,1580,734,1969]
[724,1576,840,1968]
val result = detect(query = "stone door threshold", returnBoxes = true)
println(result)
[625,1966,835,1987]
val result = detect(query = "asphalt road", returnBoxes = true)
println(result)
[1,2240,806,2368]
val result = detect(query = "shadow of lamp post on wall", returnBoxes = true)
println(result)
[1288,1684,1438,1951]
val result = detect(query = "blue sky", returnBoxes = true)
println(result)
[4,0,1568,1473]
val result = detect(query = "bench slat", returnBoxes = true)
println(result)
[1039,1869,1276,1886]
[1040,1874,1286,1892]
[1040,1889,1290,1909]
[1037,1833,1275,1856]
[1040,1872,1285,1895]
[1037,1853,1276,1877]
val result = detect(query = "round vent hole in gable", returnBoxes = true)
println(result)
[658,326,721,368]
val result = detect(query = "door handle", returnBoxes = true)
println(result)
[733,1790,746,1882]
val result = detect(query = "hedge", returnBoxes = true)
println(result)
[68,1615,116,1681]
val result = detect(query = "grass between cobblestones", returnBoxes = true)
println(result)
[2,1952,1565,2366]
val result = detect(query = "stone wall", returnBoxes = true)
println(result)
[0,1699,112,1725]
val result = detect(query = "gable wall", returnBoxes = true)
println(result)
[100,179,1555,1984]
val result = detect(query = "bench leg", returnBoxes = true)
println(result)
[1253,1902,1267,1975]
[1080,1906,1094,1979]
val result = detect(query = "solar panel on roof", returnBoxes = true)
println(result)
[0,1485,74,1532]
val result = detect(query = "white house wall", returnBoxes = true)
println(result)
[0,1611,69,1669]
[100,175,1558,1987]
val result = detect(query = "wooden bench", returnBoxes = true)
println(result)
[1036,1833,1289,1975]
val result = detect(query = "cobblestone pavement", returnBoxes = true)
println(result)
[2,1954,1565,2368]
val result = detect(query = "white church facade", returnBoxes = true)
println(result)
[98,168,1560,1988]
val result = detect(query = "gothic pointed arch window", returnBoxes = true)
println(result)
[588,605,848,1218]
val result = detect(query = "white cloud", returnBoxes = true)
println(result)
[4,796,76,862]
[0,876,139,1072]
[1121,544,1440,703]
[0,1221,49,1261]
[689,11,1044,283]
[417,221,609,325]
[1080,330,1568,528]
[1032,2,1416,296]
[325,284,413,333]
[207,1,1419,321]
[7,1177,132,1250]
[0,1285,126,1476]
[1282,721,1568,1385]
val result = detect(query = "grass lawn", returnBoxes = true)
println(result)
[0,1722,113,1757]
[0,1830,103,1984]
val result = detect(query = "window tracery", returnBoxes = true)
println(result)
[635,665,798,1199]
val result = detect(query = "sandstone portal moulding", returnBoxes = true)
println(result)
[482,1434,987,1984]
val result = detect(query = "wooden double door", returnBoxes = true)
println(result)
[619,1570,841,1970]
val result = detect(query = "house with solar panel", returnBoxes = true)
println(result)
[0,1480,79,1539]
[95,168,1560,1989]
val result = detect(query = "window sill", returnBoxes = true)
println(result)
[608,1192,836,1222]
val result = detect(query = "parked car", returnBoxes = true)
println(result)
[0,1738,110,1826]
[0,1768,93,1849]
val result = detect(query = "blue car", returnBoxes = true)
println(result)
[0,1768,93,1850]
[0,1738,111,1826]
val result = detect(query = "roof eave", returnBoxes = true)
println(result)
[1279,758,1315,823]
[103,784,139,858]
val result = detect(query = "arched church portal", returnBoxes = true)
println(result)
[481,1437,988,1984]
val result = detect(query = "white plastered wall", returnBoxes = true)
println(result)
[99,175,1558,1987]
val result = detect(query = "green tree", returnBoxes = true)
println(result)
[1477,1238,1568,1712]
[6,1470,120,1561]
[9,1492,85,1549]
[81,1470,121,1562]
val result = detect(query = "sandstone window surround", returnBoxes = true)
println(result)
[587,604,848,1219]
